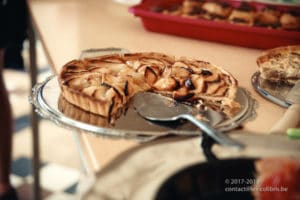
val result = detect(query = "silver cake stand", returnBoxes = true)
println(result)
[29,48,257,195]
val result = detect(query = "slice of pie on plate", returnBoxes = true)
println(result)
[59,52,240,121]
[257,45,300,85]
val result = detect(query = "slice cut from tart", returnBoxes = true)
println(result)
[59,52,240,120]
[257,45,300,85]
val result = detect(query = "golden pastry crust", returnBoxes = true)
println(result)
[257,45,300,85]
[59,52,240,119]
[58,95,112,127]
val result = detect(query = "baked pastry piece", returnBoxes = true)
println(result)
[257,45,300,85]
[201,1,232,20]
[228,2,255,25]
[254,6,280,28]
[280,11,300,30]
[182,0,204,18]
[59,52,240,119]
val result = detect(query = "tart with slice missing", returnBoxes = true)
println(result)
[59,52,240,121]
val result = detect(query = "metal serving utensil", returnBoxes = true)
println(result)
[270,80,300,134]
[133,92,244,149]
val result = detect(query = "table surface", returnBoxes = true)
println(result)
[28,0,289,170]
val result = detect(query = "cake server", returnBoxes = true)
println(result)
[270,80,300,134]
[133,92,244,149]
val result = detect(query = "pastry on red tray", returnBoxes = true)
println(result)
[228,2,255,25]
[59,52,240,120]
[182,0,205,18]
[257,45,300,85]
[280,10,300,30]
[155,0,300,31]
[254,6,281,28]
[254,157,300,200]
[201,1,232,20]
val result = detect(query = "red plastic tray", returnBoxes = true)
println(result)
[129,0,300,49]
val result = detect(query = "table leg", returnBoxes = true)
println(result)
[28,19,41,200]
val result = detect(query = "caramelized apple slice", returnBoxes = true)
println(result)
[87,74,102,85]
[144,67,158,86]
[67,77,90,90]
[153,77,179,91]
[171,66,193,78]
[214,85,228,96]
[92,86,111,100]
[82,86,98,96]
[203,72,220,82]
[192,75,205,93]
[206,80,225,95]
[101,82,122,100]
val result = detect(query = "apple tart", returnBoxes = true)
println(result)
[59,52,240,120]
